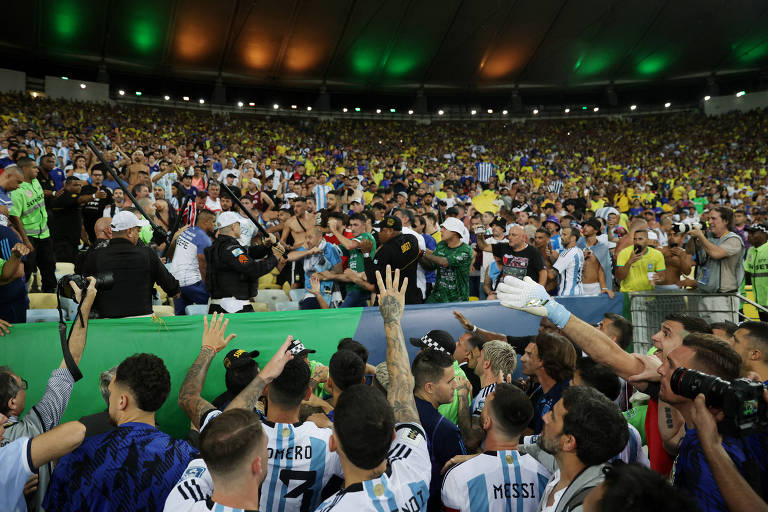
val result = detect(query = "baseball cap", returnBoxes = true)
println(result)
[223,349,260,370]
[64,175,81,184]
[442,217,469,244]
[216,211,244,230]
[409,330,456,355]
[375,216,402,231]
[584,218,602,232]
[746,223,768,234]
[288,339,316,356]
[110,211,149,231]
[490,216,507,230]
[397,191,408,198]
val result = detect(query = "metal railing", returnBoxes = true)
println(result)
[628,290,768,353]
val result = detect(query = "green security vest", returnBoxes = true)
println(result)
[9,179,49,239]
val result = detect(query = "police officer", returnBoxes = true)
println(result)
[205,211,286,313]
[360,215,423,304]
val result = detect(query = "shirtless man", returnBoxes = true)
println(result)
[579,218,614,297]
[533,228,558,294]
[125,150,150,187]
[280,196,314,250]
[656,231,693,289]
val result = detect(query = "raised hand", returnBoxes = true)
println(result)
[201,312,237,354]
[259,335,295,382]
[453,309,473,331]
[496,275,572,329]
[376,265,407,324]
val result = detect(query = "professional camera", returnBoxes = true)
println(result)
[670,367,768,436]
[57,273,115,301]
[672,221,708,234]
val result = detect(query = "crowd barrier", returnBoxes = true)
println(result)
[628,290,766,353]
[1,294,624,437]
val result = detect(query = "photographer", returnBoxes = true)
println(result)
[690,206,745,323]
[80,211,180,318]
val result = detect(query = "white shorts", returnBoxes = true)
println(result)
[583,282,601,296]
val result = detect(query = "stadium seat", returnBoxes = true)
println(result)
[250,302,269,312]
[28,293,58,309]
[274,302,299,312]
[289,289,305,303]
[256,289,291,311]
[152,305,175,317]
[185,304,209,316]
[153,284,168,305]
[55,262,75,277]
[258,271,281,290]
[25,309,60,323]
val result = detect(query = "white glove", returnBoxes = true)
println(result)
[496,275,572,329]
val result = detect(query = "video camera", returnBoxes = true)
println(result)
[670,367,768,436]
[672,221,708,234]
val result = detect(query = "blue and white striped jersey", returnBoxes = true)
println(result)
[441,450,551,512]
[553,247,584,296]
[315,423,431,512]
[313,185,331,210]
[471,383,496,417]
[476,162,495,183]
[260,419,343,512]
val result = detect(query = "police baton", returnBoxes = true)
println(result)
[81,138,168,246]
[219,181,285,255]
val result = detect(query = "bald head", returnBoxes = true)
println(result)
[94,217,113,240]
[507,225,526,250]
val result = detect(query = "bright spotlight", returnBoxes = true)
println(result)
[532,109,539,115]
[736,91,746,97]
[199,99,204,104]
[183,96,190,101]
[355,107,361,112]
[438,110,444,115]
[407,110,413,115]
[664,102,671,108]
[593,107,599,112]
[564,108,570,114]
[135,91,142,96]
[376,109,382,114]
[118,90,125,96]
[704,96,711,101]
[390,108,396,113]
[164,95,170,101]
[306,106,312,111]
[79,83,86,89]
[273,104,279,109]
[470,109,477,115]
[343,108,348,112]
[248,102,255,106]
[237,101,244,107]
[502,110,508,115]
[291,104,297,109]
[487,109,493,114]
[630,105,637,111]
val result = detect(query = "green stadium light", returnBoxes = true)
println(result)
[355,107,361,112]
[736,90,746,97]
[135,91,142,96]
[390,108,396,113]
[582,106,587,110]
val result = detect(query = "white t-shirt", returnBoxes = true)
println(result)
[442,449,551,512]
[170,226,212,287]
[205,197,221,213]
[0,437,35,512]
[539,469,566,512]
[553,247,584,296]
[238,218,256,247]
[481,237,507,283]
[315,423,430,512]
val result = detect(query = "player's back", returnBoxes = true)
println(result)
[315,423,430,512]
[260,419,342,512]
[442,450,551,512]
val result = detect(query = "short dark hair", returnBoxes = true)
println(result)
[575,357,621,401]
[200,408,266,477]
[665,313,713,335]
[115,354,171,412]
[225,362,259,397]
[372,203,387,212]
[712,205,734,230]
[349,213,368,224]
[535,228,551,237]
[412,349,453,391]
[598,462,697,511]
[334,384,394,469]
[0,366,21,416]
[394,208,415,226]
[734,321,768,360]
[268,359,310,407]
[465,333,487,351]
[337,338,369,364]
[487,383,533,438]
[196,209,216,225]
[329,350,365,392]
[682,333,741,381]
[604,313,633,350]
[534,331,577,382]
[561,386,629,466]
[710,321,738,338]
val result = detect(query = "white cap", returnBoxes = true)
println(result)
[111,211,149,231]
[216,211,244,230]
[442,217,469,244]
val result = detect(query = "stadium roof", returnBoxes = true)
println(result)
[4,0,768,93]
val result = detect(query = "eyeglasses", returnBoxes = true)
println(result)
[19,378,28,390]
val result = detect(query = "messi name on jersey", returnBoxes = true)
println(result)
[493,481,538,500]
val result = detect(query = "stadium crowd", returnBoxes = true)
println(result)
[1,93,768,511]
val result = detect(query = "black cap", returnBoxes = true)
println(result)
[223,349,260,370]
[64,175,81,183]
[446,206,460,216]
[375,216,402,231]
[584,218,602,232]
[490,216,506,230]
[288,339,316,356]
[409,330,456,355]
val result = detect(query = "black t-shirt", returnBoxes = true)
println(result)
[50,190,82,238]
[80,185,113,219]
[491,243,545,282]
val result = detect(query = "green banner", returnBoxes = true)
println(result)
[1,309,363,438]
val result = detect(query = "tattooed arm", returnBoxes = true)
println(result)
[659,399,686,456]
[376,266,419,425]
[226,336,295,412]
[454,376,484,452]
[178,313,237,430]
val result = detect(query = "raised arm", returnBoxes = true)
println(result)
[376,266,419,424]
[178,313,237,430]
[61,277,97,369]
[225,335,294,412]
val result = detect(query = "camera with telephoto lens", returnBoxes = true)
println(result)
[58,273,115,301]
[672,221,708,234]
[670,367,768,436]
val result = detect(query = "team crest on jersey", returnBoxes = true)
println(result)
[282,427,291,437]
[183,466,206,478]
[238,254,249,264]
[407,429,419,440]
[231,248,244,257]
[373,483,385,496]
[505,454,514,464]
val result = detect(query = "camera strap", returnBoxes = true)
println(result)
[56,290,84,382]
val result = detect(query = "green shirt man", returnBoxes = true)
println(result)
[341,231,376,294]
[425,241,474,303]
[437,360,467,424]
[10,179,49,239]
